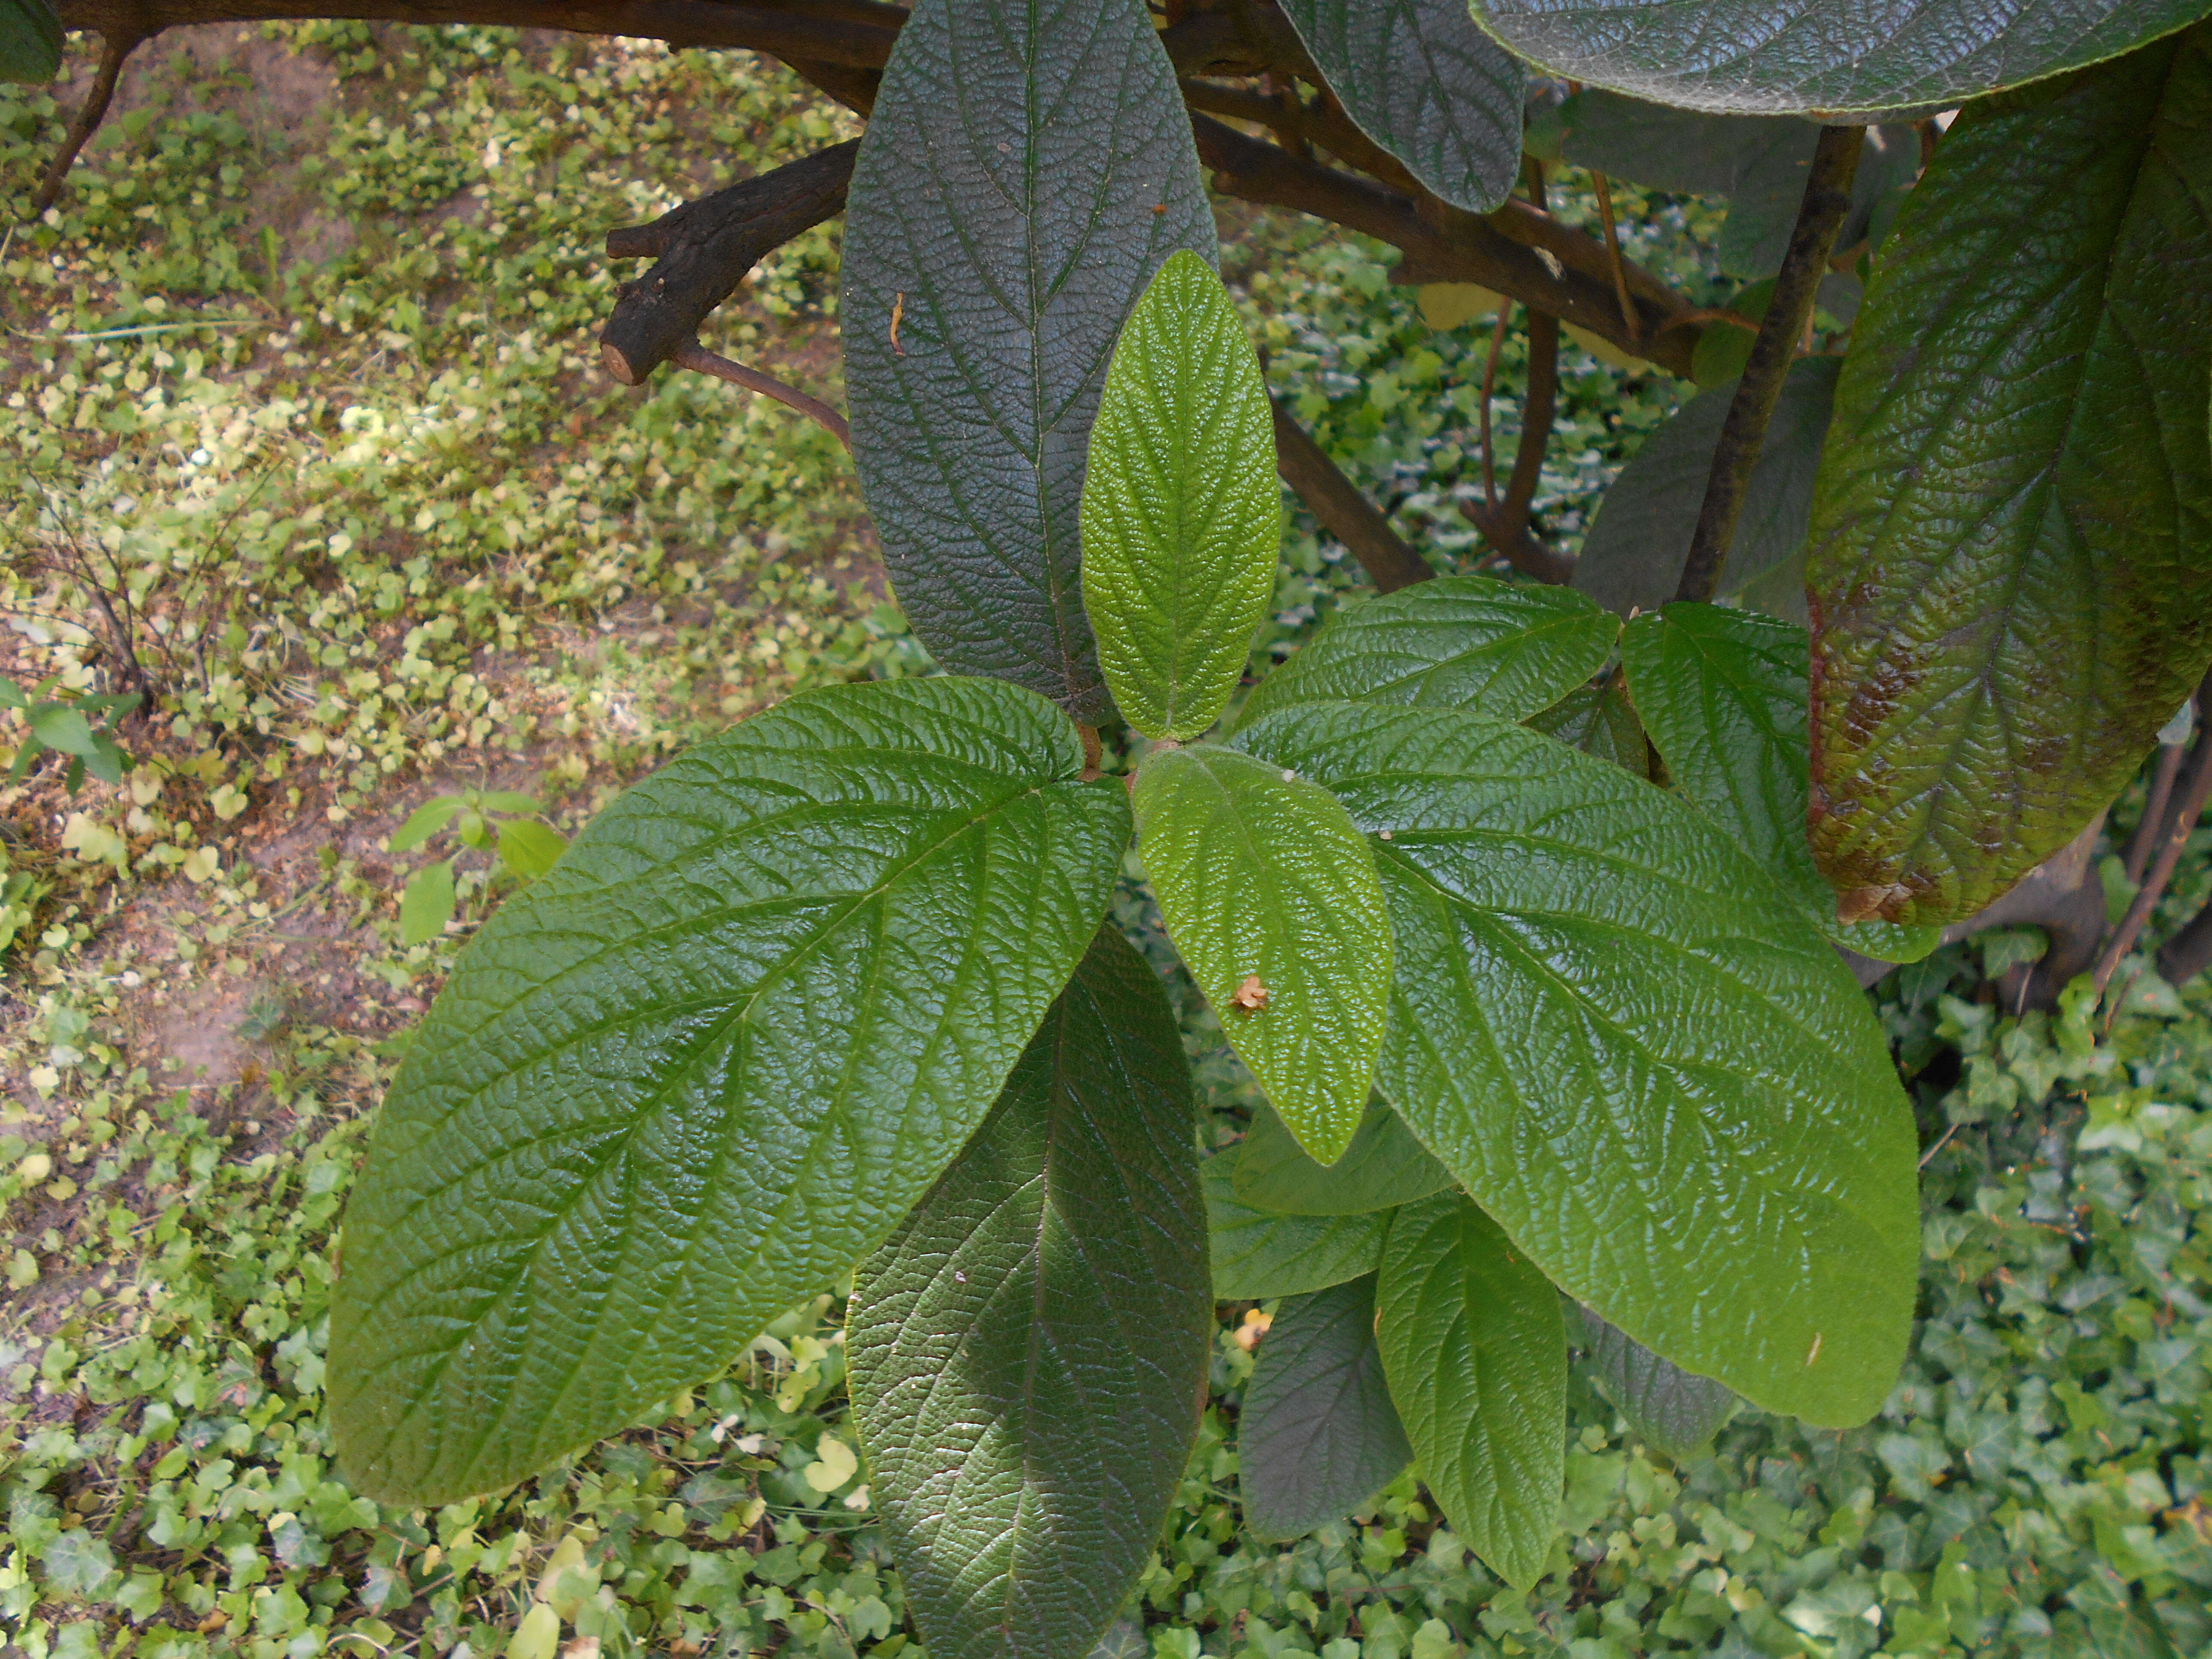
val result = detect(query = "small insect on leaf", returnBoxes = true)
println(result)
[1232,975,1270,1015]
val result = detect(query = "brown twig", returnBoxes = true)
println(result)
[1461,311,1571,583]
[1270,398,1432,593]
[1674,124,1863,604]
[2157,897,2212,989]
[2093,682,2212,993]
[1588,170,1636,344]
[669,340,851,450]
[32,30,143,214]
[2122,741,2186,883]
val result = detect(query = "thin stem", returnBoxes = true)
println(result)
[1462,311,1571,583]
[2122,742,2185,883]
[2157,896,2212,989]
[2093,683,2212,994]
[1589,170,1636,343]
[33,30,141,215]
[1674,124,1863,604]
[670,340,851,451]
[1478,302,1509,508]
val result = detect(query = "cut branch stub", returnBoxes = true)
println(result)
[600,138,860,386]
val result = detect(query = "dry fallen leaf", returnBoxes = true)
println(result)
[1230,975,1269,1015]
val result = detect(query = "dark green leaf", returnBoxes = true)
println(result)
[1240,1274,1412,1540]
[1134,744,1391,1164]
[328,678,1131,1504]
[27,705,97,757]
[1239,702,1920,1426]
[842,0,1214,719]
[1082,250,1280,741]
[1808,31,2212,926]
[1206,1159,1387,1299]
[1234,1097,1452,1215]
[388,796,466,854]
[1468,0,2208,113]
[0,0,61,84]
[398,860,455,948]
[1376,1193,1565,1590]
[1276,0,1527,212]
[849,926,1208,1659]
[1237,576,1619,731]
[1621,605,1938,962]
[1575,1306,1738,1463]
[1522,672,1650,776]
[1573,359,1838,620]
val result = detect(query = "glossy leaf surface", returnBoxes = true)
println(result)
[1376,1194,1565,1590]
[1573,359,1839,619]
[848,927,1208,1659]
[1467,0,2210,113]
[1082,251,1279,741]
[1206,1160,1389,1298]
[842,0,1213,719]
[1234,1098,1454,1215]
[1576,1307,1738,1463]
[1622,605,1937,962]
[1135,744,1391,1164]
[1237,576,1618,731]
[1808,31,2212,925]
[1241,701,1920,1426]
[1277,0,1527,212]
[1522,672,1650,776]
[328,678,1130,1504]
[1240,1274,1413,1540]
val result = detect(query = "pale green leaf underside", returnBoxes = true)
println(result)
[1082,250,1281,741]
[1239,701,1919,1427]
[1237,575,1619,731]
[1575,1306,1739,1463]
[1376,1193,1565,1591]
[1205,1160,1387,1298]
[1277,0,1528,212]
[1465,0,2212,114]
[849,927,1208,1659]
[1135,743,1392,1164]
[328,678,1130,1505]
[841,0,1214,719]
[1234,1097,1453,1215]
[1239,1273,1413,1540]
[1621,605,1938,962]
[1807,29,2212,925]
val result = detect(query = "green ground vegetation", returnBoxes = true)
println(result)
[3,23,2212,1659]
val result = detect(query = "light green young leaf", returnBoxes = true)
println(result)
[398,860,456,948]
[1237,576,1617,731]
[1082,250,1279,741]
[1206,1160,1388,1299]
[1134,743,1391,1163]
[850,927,1208,1659]
[1240,1273,1413,1540]
[388,796,467,854]
[1376,1193,1565,1590]
[477,791,544,815]
[329,678,1130,1505]
[1235,1097,1453,1215]
[1240,701,1920,1427]
[1621,605,1938,962]
[27,705,97,757]
[495,819,567,881]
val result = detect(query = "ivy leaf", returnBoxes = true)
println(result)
[1575,1306,1738,1464]
[1134,744,1392,1164]
[849,927,1208,1659]
[1376,1193,1565,1591]
[1239,701,1920,1427]
[0,0,60,83]
[1622,605,1938,963]
[1239,1273,1413,1540]
[1206,1159,1388,1298]
[1236,576,1619,731]
[1081,250,1280,741]
[397,860,455,948]
[1807,30,2212,927]
[1234,1098,1453,1215]
[328,678,1131,1505]
[1572,359,1839,620]
[1276,0,1528,213]
[841,0,1214,720]
[38,1530,120,1601]
[1467,0,2208,114]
